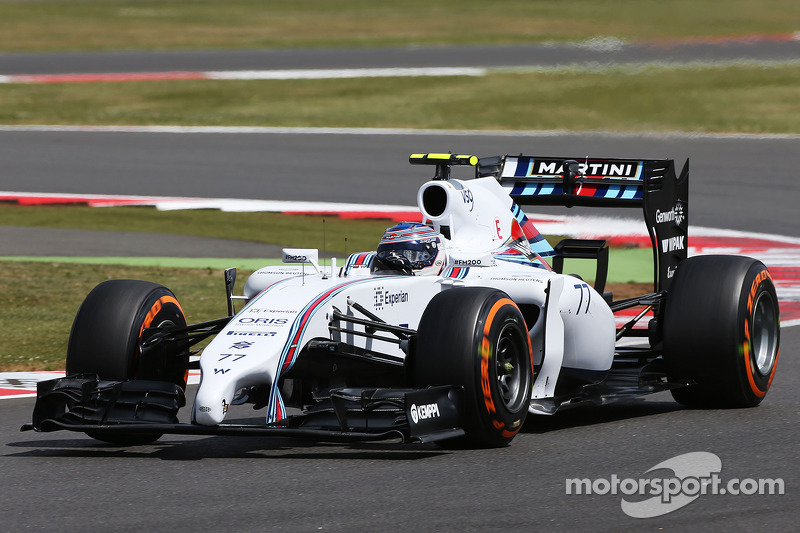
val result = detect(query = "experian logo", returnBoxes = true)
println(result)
[374,287,409,310]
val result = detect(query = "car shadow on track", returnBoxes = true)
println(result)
[520,395,683,434]
[6,393,685,459]
[5,431,447,461]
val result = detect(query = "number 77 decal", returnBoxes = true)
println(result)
[574,283,591,314]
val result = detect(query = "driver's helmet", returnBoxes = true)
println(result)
[373,223,445,276]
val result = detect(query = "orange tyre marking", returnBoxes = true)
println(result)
[480,298,530,438]
[743,272,775,397]
[139,295,184,336]
[137,295,187,386]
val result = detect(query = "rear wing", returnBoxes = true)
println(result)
[477,155,689,292]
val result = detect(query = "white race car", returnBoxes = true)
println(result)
[25,152,781,448]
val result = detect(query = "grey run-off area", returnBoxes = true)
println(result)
[1,38,799,74]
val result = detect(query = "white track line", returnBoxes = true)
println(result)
[207,67,487,80]
[2,58,799,85]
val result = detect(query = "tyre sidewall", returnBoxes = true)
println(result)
[733,263,780,405]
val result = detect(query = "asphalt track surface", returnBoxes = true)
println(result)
[1,38,799,75]
[3,44,800,531]
[2,129,799,248]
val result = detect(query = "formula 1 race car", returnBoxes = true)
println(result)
[24,152,781,448]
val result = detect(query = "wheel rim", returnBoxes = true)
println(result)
[136,312,185,385]
[495,322,527,411]
[751,291,779,376]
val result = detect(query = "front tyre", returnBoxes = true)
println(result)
[663,256,780,407]
[66,279,188,444]
[67,279,188,387]
[412,288,533,447]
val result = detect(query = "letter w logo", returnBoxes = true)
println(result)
[214,368,230,375]
[661,236,685,253]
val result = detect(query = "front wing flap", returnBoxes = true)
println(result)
[30,374,185,429]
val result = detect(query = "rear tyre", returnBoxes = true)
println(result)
[663,256,780,408]
[66,280,188,444]
[412,288,532,447]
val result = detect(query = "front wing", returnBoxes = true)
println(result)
[21,375,465,444]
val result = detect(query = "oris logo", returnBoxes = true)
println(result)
[410,402,440,424]
[655,203,685,227]
[237,317,288,325]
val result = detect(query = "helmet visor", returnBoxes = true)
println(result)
[377,240,438,270]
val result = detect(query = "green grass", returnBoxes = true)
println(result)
[2,64,800,133]
[0,205,402,370]
[0,257,651,372]
[0,261,253,371]
[0,207,397,371]
[559,249,654,286]
[0,254,652,372]
[1,0,797,52]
